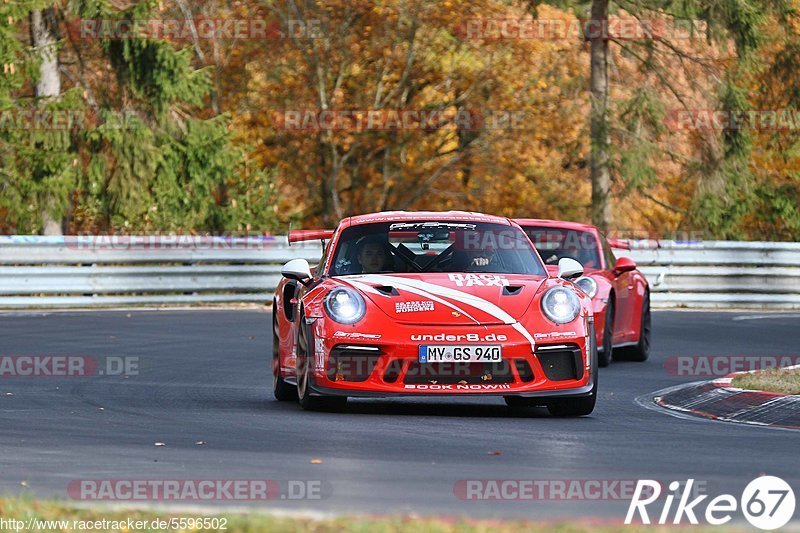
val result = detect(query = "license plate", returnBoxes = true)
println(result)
[418,345,502,363]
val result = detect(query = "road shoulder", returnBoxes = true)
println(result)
[644,367,800,430]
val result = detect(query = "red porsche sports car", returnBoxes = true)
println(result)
[273,211,598,416]
[515,219,651,367]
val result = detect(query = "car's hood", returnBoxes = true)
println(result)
[337,273,547,326]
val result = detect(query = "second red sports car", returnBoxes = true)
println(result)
[515,219,651,367]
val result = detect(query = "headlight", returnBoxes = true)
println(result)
[575,276,598,298]
[324,287,366,324]
[541,286,581,324]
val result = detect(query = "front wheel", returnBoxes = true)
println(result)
[273,312,297,401]
[546,391,596,416]
[619,291,651,362]
[296,314,347,412]
[597,300,614,367]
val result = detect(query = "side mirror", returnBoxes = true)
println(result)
[557,258,584,280]
[281,258,312,284]
[613,256,637,275]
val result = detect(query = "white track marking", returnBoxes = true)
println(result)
[733,313,800,321]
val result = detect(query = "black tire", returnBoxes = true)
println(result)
[296,312,347,412]
[620,291,651,362]
[597,299,614,368]
[272,311,297,401]
[546,335,598,417]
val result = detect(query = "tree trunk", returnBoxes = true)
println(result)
[30,6,64,236]
[589,0,611,231]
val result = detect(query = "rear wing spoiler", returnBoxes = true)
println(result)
[607,238,631,250]
[288,229,334,244]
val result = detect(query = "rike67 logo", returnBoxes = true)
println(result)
[626,477,795,530]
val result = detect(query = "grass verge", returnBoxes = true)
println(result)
[0,497,747,533]
[732,367,800,395]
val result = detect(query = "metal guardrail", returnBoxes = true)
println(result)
[0,236,798,309]
[0,236,320,308]
[615,241,800,309]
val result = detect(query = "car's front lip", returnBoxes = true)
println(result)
[307,380,596,398]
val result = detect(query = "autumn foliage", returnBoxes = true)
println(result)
[1,0,798,239]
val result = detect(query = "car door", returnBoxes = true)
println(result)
[600,235,634,342]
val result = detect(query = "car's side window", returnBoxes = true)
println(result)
[282,281,298,322]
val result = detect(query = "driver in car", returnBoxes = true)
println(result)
[356,236,391,273]
[466,249,496,269]
[451,247,498,272]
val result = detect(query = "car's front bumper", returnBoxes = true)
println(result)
[305,320,596,397]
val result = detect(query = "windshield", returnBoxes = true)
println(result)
[329,221,545,276]
[522,227,602,269]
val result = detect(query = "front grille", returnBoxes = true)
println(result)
[327,345,382,382]
[536,343,583,381]
[402,361,516,385]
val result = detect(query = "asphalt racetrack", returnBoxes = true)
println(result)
[1,309,798,522]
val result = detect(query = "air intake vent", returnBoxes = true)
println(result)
[502,285,524,296]
[536,343,583,381]
[327,345,383,382]
[374,285,399,296]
